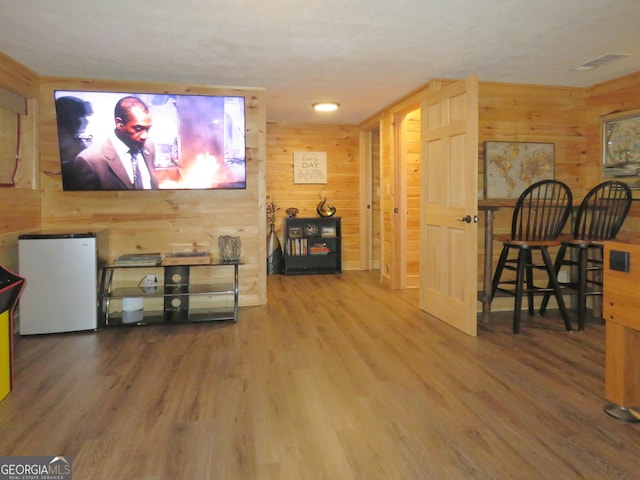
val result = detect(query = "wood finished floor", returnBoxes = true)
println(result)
[1,271,640,479]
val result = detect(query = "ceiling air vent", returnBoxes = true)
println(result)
[571,53,631,71]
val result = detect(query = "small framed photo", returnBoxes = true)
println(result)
[288,226,303,238]
[321,225,336,238]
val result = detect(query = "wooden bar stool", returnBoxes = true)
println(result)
[491,180,573,334]
[540,180,632,330]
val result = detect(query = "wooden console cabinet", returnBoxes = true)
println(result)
[603,239,640,421]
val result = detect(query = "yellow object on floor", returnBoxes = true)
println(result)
[0,310,10,401]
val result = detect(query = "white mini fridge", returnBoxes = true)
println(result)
[18,233,100,335]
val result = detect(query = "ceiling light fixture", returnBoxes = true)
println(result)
[312,102,340,112]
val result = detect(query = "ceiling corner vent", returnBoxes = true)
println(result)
[571,53,631,71]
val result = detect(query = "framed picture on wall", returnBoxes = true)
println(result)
[483,141,555,199]
[601,109,640,179]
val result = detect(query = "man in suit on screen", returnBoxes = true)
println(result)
[65,96,159,190]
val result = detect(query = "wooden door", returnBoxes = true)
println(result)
[393,108,421,289]
[419,76,479,337]
[359,125,382,272]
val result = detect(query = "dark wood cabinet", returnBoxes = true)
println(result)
[283,217,341,275]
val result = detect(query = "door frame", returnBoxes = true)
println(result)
[359,117,383,274]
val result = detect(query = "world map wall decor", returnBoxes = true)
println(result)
[483,141,554,199]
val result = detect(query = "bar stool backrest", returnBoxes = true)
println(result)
[572,180,632,241]
[511,180,573,242]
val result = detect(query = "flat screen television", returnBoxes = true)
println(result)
[53,90,246,191]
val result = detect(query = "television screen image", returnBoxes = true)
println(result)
[53,90,246,191]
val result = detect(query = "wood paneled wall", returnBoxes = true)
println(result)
[584,71,640,235]
[478,82,588,299]
[361,79,452,288]
[266,122,360,270]
[400,110,421,287]
[364,74,640,301]
[3,43,639,305]
[0,52,40,272]
[380,112,395,286]
[479,82,588,194]
[479,77,640,293]
[370,127,381,269]
[36,77,267,306]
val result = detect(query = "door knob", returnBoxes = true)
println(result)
[458,215,479,224]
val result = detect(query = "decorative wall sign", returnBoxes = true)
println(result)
[484,141,554,199]
[293,151,327,184]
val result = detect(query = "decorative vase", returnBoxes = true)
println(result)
[317,197,336,217]
[266,224,284,274]
[218,235,242,263]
